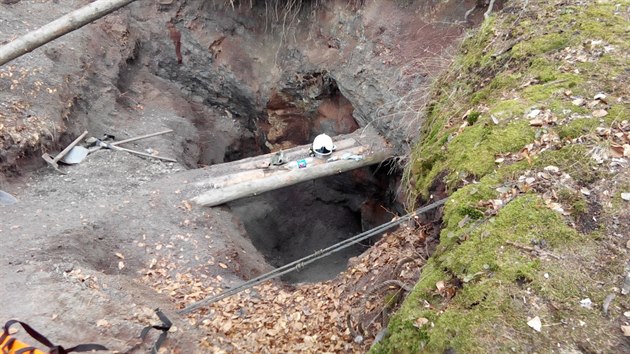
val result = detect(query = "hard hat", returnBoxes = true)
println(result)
[312,134,335,156]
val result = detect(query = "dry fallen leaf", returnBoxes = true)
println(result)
[220,320,233,333]
[96,319,109,328]
[181,200,192,211]
[436,280,445,292]
[610,144,625,157]
[572,98,585,106]
[527,316,542,332]
[219,263,228,269]
[527,109,541,118]
[544,165,560,174]
[587,99,600,108]
[115,252,125,259]
[621,325,630,337]
[413,317,429,328]
[149,258,157,269]
[462,108,473,121]
[520,148,532,165]
[118,261,125,270]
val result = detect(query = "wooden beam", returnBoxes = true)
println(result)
[196,169,268,189]
[234,137,357,170]
[192,148,393,207]
[194,145,369,189]
[0,0,138,66]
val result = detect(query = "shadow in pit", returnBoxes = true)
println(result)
[227,165,401,283]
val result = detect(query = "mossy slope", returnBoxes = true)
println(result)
[374,0,630,352]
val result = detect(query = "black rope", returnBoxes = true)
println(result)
[177,198,448,315]
[138,309,172,354]
[1,320,108,354]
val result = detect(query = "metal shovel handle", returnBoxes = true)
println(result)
[88,129,173,153]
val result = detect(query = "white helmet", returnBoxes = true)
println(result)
[312,134,335,156]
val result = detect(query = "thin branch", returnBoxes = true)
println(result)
[484,0,497,20]
[0,0,138,66]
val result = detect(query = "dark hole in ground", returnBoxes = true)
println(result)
[228,164,402,283]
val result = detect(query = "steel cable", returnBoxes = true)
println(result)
[177,198,447,315]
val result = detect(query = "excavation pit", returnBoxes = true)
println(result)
[228,164,401,284]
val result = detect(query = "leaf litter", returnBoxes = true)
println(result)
[139,224,432,352]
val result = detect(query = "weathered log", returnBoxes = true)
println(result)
[192,148,393,207]
[0,0,137,66]
[194,145,368,189]
[196,169,268,189]
[235,137,357,170]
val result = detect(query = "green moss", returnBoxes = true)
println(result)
[557,188,588,217]
[372,261,446,354]
[488,99,529,120]
[529,58,559,83]
[557,118,600,139]
[610,180,630,210]
[466,111,480,125]
[512,32,570,59]
[445,121,534,184]
[533,145,604,184]
[522,73,583,106]
[386,1,630,353]
[458,205,484,220]
[378,195,577,353]
[441,177,499,233]
[566,2,630,45]
[556,103,628,139]
[409,117,536,200]
[443,195,576,277]
[424,307,486,351]
[607,104,630,122]
[572,198,587,216]
[471,73,519,104]
[457,18,498,73]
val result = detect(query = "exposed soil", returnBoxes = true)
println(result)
[0,0,481,352]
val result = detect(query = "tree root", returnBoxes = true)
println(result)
[347,257,418,341]
[506,240,562,260]
[484,0,497,19]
